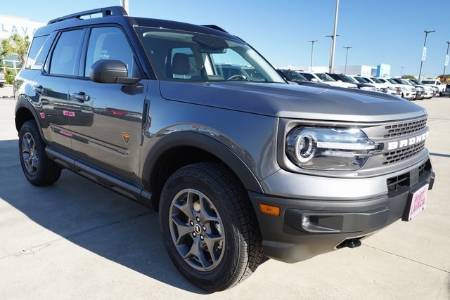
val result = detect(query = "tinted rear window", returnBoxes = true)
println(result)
[50,30,84,76]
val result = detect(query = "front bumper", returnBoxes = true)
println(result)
[403,91,416,99]
[249,159,435,263]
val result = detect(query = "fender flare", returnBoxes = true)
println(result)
[15,96,47,142]
[141,131,264,194]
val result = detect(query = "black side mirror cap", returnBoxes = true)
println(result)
[90,59,139,84]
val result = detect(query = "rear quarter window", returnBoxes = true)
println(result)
[25,35,52,70]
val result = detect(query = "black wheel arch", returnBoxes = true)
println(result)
[142,131,264,207]
[15,97,46,142]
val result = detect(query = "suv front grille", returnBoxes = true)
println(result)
[384,118,427,138]
[383,140,426,165]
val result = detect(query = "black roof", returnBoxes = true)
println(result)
[35,6,234,39]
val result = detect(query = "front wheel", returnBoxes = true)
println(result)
[159,162,264,291]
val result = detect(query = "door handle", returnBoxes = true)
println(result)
[70,91,90,102]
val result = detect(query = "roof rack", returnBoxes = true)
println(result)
[48,6,127,25]
[202,25,228,33]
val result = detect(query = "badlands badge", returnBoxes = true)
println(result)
[121,132,130,144]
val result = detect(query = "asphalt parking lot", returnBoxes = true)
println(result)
[0,97,449,299]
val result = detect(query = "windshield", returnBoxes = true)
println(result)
[399,79,412,85]
[329,73,353,83]
[410,79,419,85]
[300,73,316,81]
[388,79,398,84]
[354,76,369,84]
[137,28,284,83]
[281,70,307,82]
[315,73,335,82]
[338,74,355,83]
[421,80,435,84]
[371,78,384,83]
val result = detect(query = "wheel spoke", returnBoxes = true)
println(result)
[199,197,219,223]
[173,192,194,220]
[22,138,30,153]
[171,216,192,244]
[204,234,223,264]
[183,238,208,268]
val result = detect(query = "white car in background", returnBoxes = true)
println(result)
[0,72,5,88]
[387,78,417,100]
[421,78,446,96]
[407,79,434,99]
[315,72,357,88]
[370,77,399,95]
[299,71,357,88]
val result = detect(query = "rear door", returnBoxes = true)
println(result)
[68,26,146,182]
[41,29,86,151]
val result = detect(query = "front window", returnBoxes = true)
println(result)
[371,78,383,83]
[315,73,335,82]
[137,28,284,83]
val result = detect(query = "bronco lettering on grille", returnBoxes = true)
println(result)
[387,132,428,151]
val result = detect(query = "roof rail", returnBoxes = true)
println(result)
[48,6,127,25]
[202,25,228,33]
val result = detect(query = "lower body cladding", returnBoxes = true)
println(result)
[249,160,435,263]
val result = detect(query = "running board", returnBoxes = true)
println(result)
[45,147,152,204]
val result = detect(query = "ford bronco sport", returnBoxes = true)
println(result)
[14,7,435,291]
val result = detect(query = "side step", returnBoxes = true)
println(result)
[46,147,152,204]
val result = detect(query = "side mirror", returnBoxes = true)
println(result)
[90,59,139,84]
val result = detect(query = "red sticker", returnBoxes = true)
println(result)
[63,110,76,117]
[59,129,73,137]
[39,112,46,119]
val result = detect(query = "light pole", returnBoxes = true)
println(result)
[343,46,352,74]
[121,0,129,13]
[326,34,340,72]
[443,41,450,76]
[329,0,340,73]
[308,40,318,72]
[418,30,435,81]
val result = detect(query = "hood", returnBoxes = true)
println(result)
[159,81,426,122]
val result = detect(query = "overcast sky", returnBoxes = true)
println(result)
[2,0,450,77]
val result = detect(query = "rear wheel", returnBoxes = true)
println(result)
[159,162,264,291]
[19,120,61,186]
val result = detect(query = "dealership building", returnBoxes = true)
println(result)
[0,15,45,69]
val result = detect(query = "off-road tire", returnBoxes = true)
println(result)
[159,162,264,292]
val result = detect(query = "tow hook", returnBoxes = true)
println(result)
[337,238,362,249]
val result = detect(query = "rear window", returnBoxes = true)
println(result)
[25,35,52,70]
[50,30,85,76]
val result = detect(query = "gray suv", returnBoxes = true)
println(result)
[14,7,435,291]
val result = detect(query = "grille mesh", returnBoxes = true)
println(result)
[384,118,427,138]
[383,141,426,165]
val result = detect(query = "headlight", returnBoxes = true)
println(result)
[286,127,379,171]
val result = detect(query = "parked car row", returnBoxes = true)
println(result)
[278,69,447,101]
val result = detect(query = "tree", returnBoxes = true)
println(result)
[0,34,30,67]
[401,74,417,81]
